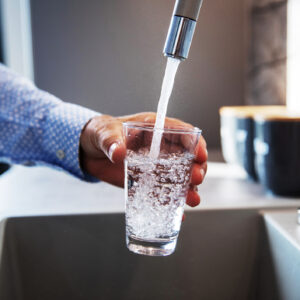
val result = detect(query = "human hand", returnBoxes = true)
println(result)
[80,112,207,207]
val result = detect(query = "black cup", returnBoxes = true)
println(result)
[254,112,300,196]
[220,106,285,181]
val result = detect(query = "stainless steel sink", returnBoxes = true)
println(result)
[0,210,296,300]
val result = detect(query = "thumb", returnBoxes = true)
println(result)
[96,123,126,163]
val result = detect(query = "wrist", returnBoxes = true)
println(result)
[42,101,100,181]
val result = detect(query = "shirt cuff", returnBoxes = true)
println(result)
[42,101,100,182]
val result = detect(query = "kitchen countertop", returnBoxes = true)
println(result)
[0,161,299,218]
[262,209,300,251]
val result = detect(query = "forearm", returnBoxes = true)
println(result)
[0,63,99,180]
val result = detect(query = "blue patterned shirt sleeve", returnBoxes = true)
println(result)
[0,63,100,181]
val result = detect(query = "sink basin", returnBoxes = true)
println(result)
[0,210,298,300]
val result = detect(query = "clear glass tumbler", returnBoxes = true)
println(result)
[123,122,201,256]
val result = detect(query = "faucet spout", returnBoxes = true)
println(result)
[163,0,203,60]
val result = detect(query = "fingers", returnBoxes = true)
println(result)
[108,142,127,164]
[118,112,193,129]
[195,135,208,163]
[186,188,201,207]
[84,157,124,188]
[93,116,126,163]
[187,161,207,208]
[191,162,207,185]
[118,112,156,124]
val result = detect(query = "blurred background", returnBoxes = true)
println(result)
[0,0,287,150]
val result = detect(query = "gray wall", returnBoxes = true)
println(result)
[30,0,246,148]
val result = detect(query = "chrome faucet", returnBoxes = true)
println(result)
[163,0,203,60]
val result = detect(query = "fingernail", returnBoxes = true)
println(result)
[200,168,205,179]
[108,142,119,162]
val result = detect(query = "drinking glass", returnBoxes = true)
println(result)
[123,122,201,256]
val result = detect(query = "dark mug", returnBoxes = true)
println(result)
[220,106,285,181]
[0,163,10,175]
[254,111,300,196]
